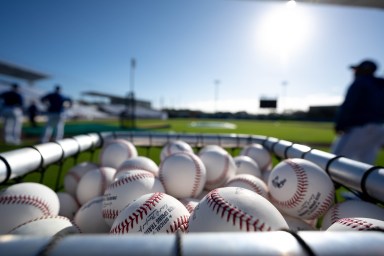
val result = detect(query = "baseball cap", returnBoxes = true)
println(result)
[350,60,377,72]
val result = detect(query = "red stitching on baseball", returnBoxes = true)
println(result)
[110,192,164,234]
[206,189,272,231]
[187,153,202,198]
[226,176,264,196]
[66,171,82,183]
[158,152,202,197]
[118,164,156,174]
[107,172,154,190]
[270,160,308,209]
[330,203,340,225]
[0,195,52,216]
[166,142,172,158]
[102,208,120,220]
[307,191,334,220]
[8,215,74,233]
[337,218,378,230]
[166,215,189,233]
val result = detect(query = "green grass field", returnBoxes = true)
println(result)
[1,118,383,197]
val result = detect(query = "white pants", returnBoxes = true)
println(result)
[331,123,384,165]
[1,107,23,145]
[41,113,66,143]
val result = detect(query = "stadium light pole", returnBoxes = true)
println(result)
[214,79,220,113]
[130,58,136,93]
[128,58,136,128]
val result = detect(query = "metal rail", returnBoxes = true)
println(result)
[0,131,383,203]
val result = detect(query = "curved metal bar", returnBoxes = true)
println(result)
[32,143,66,167]
[0,148,42,183]
[0,131,383,203]
[0,232,383,256]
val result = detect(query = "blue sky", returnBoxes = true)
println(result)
[0,0,383,113]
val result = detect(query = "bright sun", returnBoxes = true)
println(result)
[258,1,311,61]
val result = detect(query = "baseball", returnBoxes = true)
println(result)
[76,166,116,205]
[199,148,236,190]
[268,158,335,220]
[239,143,272,172]
[74,196,111,233]
[110,192,190,234]
[116,156,159,177]
[282,214,317,231]
[159,152,206,199]
[8,216,80,236]
[321,200,384,230]
[225,174,269,199]
[188,187,288,232]
[102,170,165,226]
[57,192,80,219]
[178,197,200,214]
[233,155,262,178]
[198,145,227,155]
[160,140,194,162]
[327,217,384,231]
[0,182,60,234]
[64,161,99,197]
[100,139,138,169]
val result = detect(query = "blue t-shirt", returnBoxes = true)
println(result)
[335,75,384,132]
[41,92,72,113]
[0,90,23,107]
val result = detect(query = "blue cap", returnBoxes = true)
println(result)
[350,60,377,73]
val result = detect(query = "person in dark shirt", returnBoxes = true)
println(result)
[331,59,384,164]
[27,101,39,127]
[0,83,24,145]
[40,85,72,143]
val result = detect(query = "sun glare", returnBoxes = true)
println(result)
[257,1,311,61]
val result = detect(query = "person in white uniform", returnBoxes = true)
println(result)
[40,85,72,143]
[0,83,24,145]
[331,59,384,165]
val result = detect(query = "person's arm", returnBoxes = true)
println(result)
[334,81,363,133]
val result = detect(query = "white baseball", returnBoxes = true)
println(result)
[233,155,262,178]
[76,166,116,205]
[199,149,236,190]
[64,161,99,197]
[327,217,384,231]
[102,170,165,226]
[57,192,80,220]
[198,145,227,155]
[268,158,335,219]
[239,143,272,172]
[268,158,335,220]
[110,192,190,234]
[178,197,200,214]
[282,214,317,231]
[188,187,288,232]
[321,200,384,230]
[225,174,269,198]
[8,216,80,236]
[160,140,194,162]
[74,196,111,233]
[116,156,159,177]
[0,182,60,234]
[159,152,206,199]
[100,139,138,169]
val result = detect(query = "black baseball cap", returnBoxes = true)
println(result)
[350,60,377,73]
